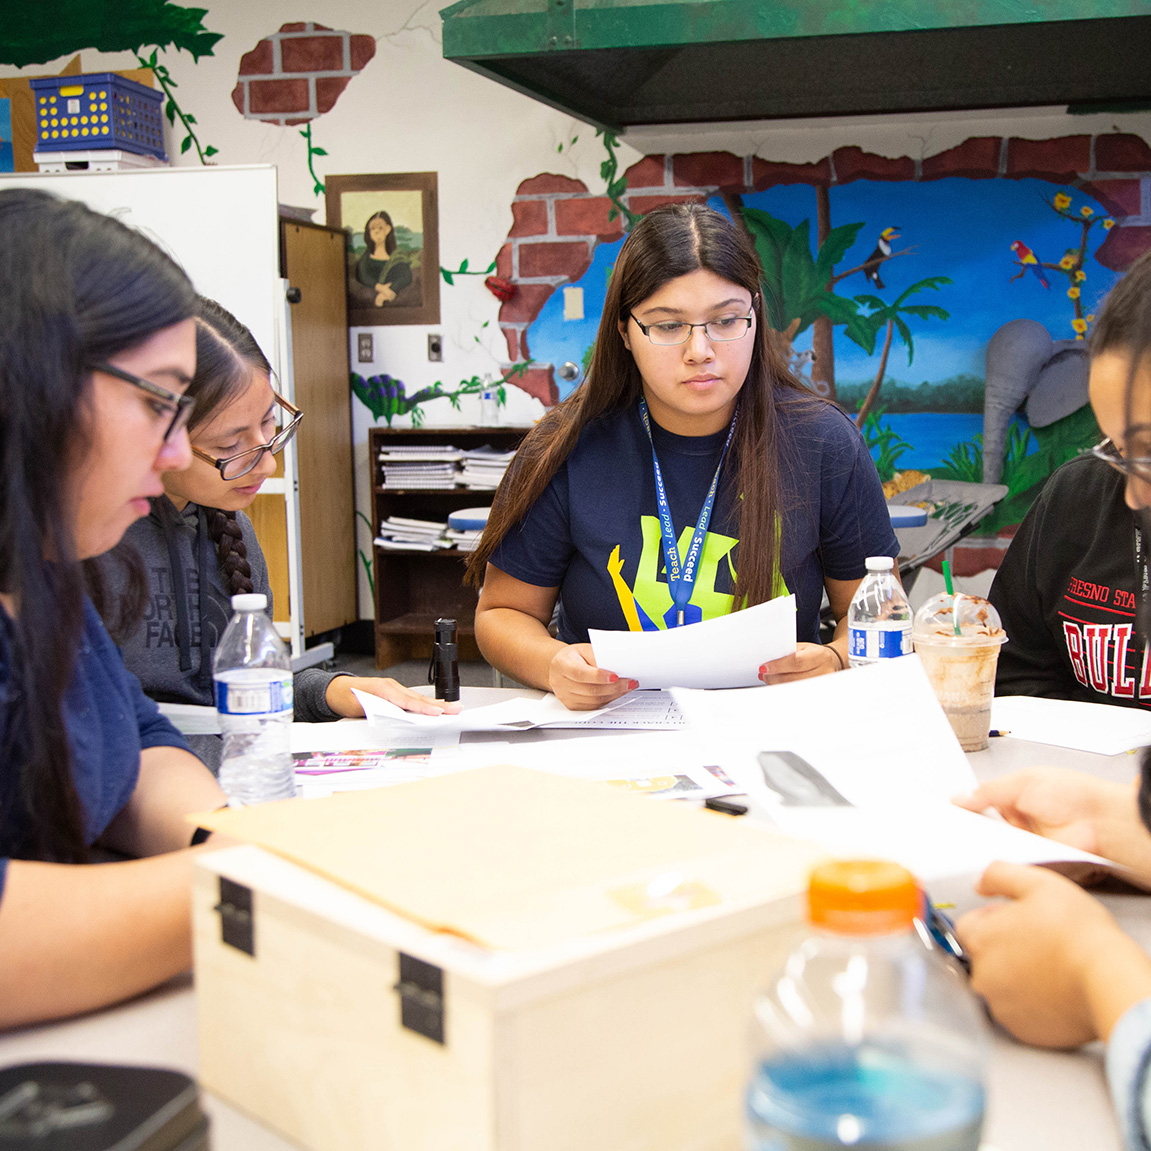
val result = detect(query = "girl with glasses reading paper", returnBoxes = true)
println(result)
[466,203,899,709]
[0,188,230,1026]
[989,251,1151,710]
[93,297,460,773]
[951,251,1151,1151]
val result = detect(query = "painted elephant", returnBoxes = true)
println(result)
[982,318,1089,483]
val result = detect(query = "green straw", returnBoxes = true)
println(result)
[941,559,961,635]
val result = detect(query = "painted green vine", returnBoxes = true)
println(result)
[300,122,327,196]
[351,362,528,427]
[441,257,496,285]
[137,48,217,162]
[355,510,376,599]
[597,128,641,231]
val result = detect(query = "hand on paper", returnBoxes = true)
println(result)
[953,768,1151,885]
[758,641,842,684]
[548,643,637,711]
[326,676,463,718]
[956,860,1151,1047]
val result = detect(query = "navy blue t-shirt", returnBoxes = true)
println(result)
[489,391,898,645]
[0,598,190,897]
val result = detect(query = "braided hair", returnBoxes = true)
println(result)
[189,298,273,597]
[205,507,253,597]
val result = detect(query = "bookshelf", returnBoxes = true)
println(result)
[369,425,530,668]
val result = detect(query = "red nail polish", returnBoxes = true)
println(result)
[608,674,619,683]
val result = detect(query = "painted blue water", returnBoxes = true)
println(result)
[866,411,1034,473]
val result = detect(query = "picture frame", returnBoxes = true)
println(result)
[325,171,440,327]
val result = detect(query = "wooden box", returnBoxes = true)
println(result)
[191,767,821,1151]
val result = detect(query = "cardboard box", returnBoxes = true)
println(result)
[191,766,822,1150]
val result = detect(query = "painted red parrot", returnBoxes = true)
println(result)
[1010,240,1050,288]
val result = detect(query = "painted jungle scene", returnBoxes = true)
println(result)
[526,175,1120,540]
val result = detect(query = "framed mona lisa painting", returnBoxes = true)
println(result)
[325,172,440,326]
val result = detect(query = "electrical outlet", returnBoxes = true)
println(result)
[427,333,443,362]
[357,333,373,363]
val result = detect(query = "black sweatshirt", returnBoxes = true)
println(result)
[990,453,1150,708]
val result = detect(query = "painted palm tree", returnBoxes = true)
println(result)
[853,277,952,427]
[739,208,879,367]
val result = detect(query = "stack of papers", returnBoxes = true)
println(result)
[375,516,449,551]
[444,527,483,552]
[457,445,516,489]
[991,695,1151,756]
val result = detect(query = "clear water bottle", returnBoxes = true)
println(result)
[746,859,986,1151]
[213,593,295,804]
[847,556,912,668]
[479,375,500,426]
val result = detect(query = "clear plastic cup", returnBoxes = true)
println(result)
[912,593,1008,751]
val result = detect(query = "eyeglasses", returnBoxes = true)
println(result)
[92,361,195,442]
[1091,437,1151,483]
[629,312,755,346]
[192,393,303,480]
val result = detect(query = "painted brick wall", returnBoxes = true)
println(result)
[495,135,1151,413]
[231,22,375,126]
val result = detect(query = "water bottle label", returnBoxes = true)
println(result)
[850,623,912,660]
[215,675,294,716]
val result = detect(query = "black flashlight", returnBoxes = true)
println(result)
[428,616,460,702]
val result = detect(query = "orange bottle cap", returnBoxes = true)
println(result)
[808,859,920,935]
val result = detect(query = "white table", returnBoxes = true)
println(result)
[0,688,1142,1150]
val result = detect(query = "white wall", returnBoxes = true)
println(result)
[4,0,1148,619]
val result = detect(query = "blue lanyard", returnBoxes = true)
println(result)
[638,396,738,627]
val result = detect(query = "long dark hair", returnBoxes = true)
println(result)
[466,202,822,608]
[0,188,195,862]
[190,297,273,598]
[364,210,397,257]
[1088,252,1151,832]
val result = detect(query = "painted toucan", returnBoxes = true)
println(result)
[1010,240,1050,288]
[862,227,900,290]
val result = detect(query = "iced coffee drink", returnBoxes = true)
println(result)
[912,594,1008,751]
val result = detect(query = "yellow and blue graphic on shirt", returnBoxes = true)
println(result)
[607,515,788,630]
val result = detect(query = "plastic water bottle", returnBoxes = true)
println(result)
[847,556,912,668]
[746,859,986,1151]
[213,593,295,804]
[479,376,500,426]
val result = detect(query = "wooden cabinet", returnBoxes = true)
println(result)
[250,218,357,659]
[369,426,528,669]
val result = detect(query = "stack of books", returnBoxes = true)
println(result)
[374,517,450,551]
[377,446,463,490]
[443,527,483,553]
[458,446,517,490]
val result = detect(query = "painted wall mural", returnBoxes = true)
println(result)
[491,134,1151,570]
[232,22,375,196]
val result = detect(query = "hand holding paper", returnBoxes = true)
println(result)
[589,594,796,690]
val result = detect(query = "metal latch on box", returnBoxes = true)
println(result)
[394,954,445,1044]
[214,877,255,957]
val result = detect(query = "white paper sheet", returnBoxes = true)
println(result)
[991,695,1151,756]
[672,655,977,810]
[290,718,459,753]
[588,594,797,689]
[349,688,668,733]
[765,805,1111,884]
[669,658,1119,881]
[157,702,221,735]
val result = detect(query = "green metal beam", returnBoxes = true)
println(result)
[442,0,1151,58]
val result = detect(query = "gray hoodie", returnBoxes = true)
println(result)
[107,497,343,771]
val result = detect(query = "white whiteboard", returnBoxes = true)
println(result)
[0,165,282,379]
